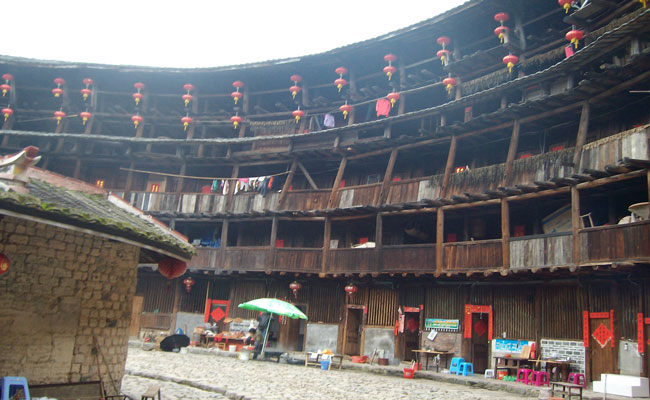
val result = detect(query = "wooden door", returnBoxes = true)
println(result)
[403,311,420,362]
[471,313,489,373]
[344,308,362,356]
[280,304,307,351]
[129,295,143,338]
[589,316,615,381]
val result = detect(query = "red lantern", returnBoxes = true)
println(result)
[131,114,143,128]
[182,94,193,107]
[158,257,187,279]
[566,29,584,49]
[80,88,92,101]
[494,12,510,44]
[2,107,13,122]
[231,114,242,129]
[383,54,397,80]
[339,103,352,120]
[183,276,195,293]
[52,78,65,97]
[334,67,348,92]
[80,111,92,125]
[289,281,302,299]
[436,49,451,65]
[183,83,195,92]
[54,110,66,125]
[387,91,400,108]
[82,78,94,86]
[231,81,244,104]
[181,116,193,130]
[558,0,575,13]
[133,82,145,105]
[442,76,457,96]
[344,283,358,299]
[52,88,64,97]
[503,54,519,74]
[1,74,12,97]
[0,253,9,275]
[290,75,302,99]
[292,108,304,123]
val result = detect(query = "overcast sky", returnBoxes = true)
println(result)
[4,0,467,68]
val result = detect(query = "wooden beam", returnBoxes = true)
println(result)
[576,169,646,190]
[73,159,82,180]
[435,208,444,277]
[647,170,650,221]
[441,135,458,197]
[278,160,298,207]
[571,186,580,271]
[328,157,347,208]
[504,119,521,185]
[225,165,239,211]
[297,161,318,190]
[572,102,591,171]
[270,216,278,269]
[322,217,331,274]
[501,198,510,272]
[375,212,383,272]
[377,148,398,205]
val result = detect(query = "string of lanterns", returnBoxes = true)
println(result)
[494,12,510,44]
[1,74,13,123]
[132,82,144,129]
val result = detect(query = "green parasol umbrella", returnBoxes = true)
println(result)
[238,298,307,356]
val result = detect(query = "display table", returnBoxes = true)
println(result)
[412,350,453,372]
[551,381,583,399]
[543,360,571,382]
[492,356,534,378]
[305,352,343,370]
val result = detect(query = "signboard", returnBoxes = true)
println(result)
[425,318,459,331]
[494,339,530,352]
[229,319,254,333]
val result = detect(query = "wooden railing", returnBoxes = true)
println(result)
[128,192,178,212]
[274,248,322,273]
[178,193,227,214]
[382,244,436,273]
[579,220,650,264]
[222,247,271,271]
[510,233,572,270]
[442,239,503,271]
[336,184,381,208]
[328,248,378,273]
[282,190,330,211]
[188,247,221,270]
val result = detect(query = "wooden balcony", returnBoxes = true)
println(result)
[178,193,227,214]
[128,191,178,212]
[222,247,271,271]
[335,184,381,208]
[382,244,436,273]
[442,239,503,272]
[188,247,221,270]
[510,233,572,270]
[282,190,329,211]
[328,248,378,274]
[274,248,322,273]
[579,220,650,265]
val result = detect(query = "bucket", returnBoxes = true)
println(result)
[403,367,415,379]
[321,360,331,370]
[228,345,237,352]
[238,351,251,361]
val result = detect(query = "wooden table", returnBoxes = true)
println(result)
[492,356,534,379]
[551,381,583,399]
[543,360,571,382]
[305,352,343,370]
[412,350,453,372]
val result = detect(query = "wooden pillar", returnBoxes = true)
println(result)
[174,163,186,211]
[383,124,392,139]
[647,170,650,220]
[328,157,347,208]
[73,159,82,180]
[504,119,521,185]
[377,148,398,205]
[375,213,383,272]
[297,161,318,190]
[435,208,444,276]
[441,136,458,197]
[571,186,580,271]
[278,160,298,207]
[221,220,229,249]
[398,62,406,116]
[501,198,510,272]
[170,278,182,334]
[321,217,331,276]
[225,165,239,211]
[124,161,135,196]
[270,216,278,270]
[572,102,591,171]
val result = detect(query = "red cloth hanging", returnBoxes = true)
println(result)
[376,98,391,117]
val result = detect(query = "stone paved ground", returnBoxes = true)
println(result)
[122,348,535,400]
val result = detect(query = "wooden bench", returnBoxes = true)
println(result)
[140,384,161,400]
[305,352,343,370]
[29,381,132,400]
[551,381,583,400]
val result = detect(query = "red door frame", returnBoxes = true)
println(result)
[637,313,650,354]
[582,310,614,348]
[463,304,493,341]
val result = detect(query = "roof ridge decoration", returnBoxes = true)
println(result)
[0,146,41,193]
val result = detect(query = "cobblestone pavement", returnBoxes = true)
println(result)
[122,348,535,400]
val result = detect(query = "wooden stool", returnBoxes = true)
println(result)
[216,342,227,350]
[141,385,161,400]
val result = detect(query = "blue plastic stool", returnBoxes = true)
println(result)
[449,357,465,374]
[1,376,30,400]
[459,362,474,376]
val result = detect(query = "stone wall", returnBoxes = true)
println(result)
[0,215,139,395]
[540,338,586,374]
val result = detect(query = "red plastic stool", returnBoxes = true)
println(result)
[529,370,550,386]
[516,368,532,384]
[568,372,586,388]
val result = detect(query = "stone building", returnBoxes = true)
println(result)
[0,147,193,395]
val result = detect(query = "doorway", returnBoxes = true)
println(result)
[586,311,615,381]
[471,313,489,373]
[403,310,421,362]
[280,304,307,351]
[344,307,363,356]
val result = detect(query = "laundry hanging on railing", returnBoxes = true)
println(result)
[211,176,273,196]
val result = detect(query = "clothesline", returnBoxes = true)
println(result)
[119,167,291,181]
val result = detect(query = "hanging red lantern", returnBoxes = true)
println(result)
[52,78,65,97]
[289,74,302,99]
[387,91,400,108]
[230,114,242,129]
[1,74,12,97]
[181,116,193,130]
[289,281,302,299]
[158,257,187,279]
[292,108,304,123]
[0,253,9,275]
[52,88,64,97]
[54,110,66,125]
[334,67,348,92]
[383,54,397,80]
[133,82,145,105]
[231,81,244,104]
[183,276,195,293]
[80,88,92,101]
[344,283,358,299]
[183,83,195,92]
[566,29,584,49]
[83,78,94,86]
[182,84,194,107]
[503,54,519,74]
[131,114,143,128]
[80,111,92,125]
[339,102,352,120]
[558,0,575,13]
[2,107,13,122]
[436,36,451,64]
[494,12,510,44]
[442,76,457,96]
